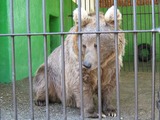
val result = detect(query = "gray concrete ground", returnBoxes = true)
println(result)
[0,72,160,120]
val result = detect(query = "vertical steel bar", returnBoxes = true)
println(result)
[159,0,160,25]
[145,2,150,72]
[60,0,67,119]
[42,0,49,119]
[95,0,102,119]
[10,0,17,119]
[148,4,152,72]
[26,0,34,119]
[0,108,1,119]
[158,92,160,120]
[151,0,156,119]
[126,0,131,72]
[0,108,2,120]
[11,34,17,120]
[159,2,160,119]
[78,0,84,119]
[133,0,138,120]
[140,2,144,72]
[89,0,90,12]
[113,1,120,120]
[121,0,126,72]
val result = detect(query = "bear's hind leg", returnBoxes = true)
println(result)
[34,79,59,106]
[34,65,58,106]
[34,86,58,106]
[35,89,46,106]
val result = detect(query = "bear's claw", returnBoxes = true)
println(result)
[35,100,46,106]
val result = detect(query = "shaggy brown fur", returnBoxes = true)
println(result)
[34,6,126,118]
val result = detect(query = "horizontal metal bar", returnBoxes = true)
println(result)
[122,12,159,16]
[0,29,159,37]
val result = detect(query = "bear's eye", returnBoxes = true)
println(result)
[83,44,86,48]
[94,44,97,48]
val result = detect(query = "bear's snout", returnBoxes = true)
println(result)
[83,61,92,69]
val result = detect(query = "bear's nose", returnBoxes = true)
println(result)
[83,61,91,69]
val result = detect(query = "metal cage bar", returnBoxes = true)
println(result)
[0,29,160,37]
[42,0,49,119]
[133,0,138,120]
[78,1,84,119]
[60,0,67,119]
[114,0,121,119]
[95,0,102,119]
[10,0,17,119]
[159,1,160,27]
[158,0,160,117]
[0,108,2,120]
[26,0,34,119]
[151,0,156,119]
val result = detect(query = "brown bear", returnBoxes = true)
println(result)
[34,6,126,118]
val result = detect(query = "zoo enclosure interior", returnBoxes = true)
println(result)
[0,0,160,120]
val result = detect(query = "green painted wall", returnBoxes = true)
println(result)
[100,5,160,62]
[48,0,77,52]
[0,0,11,83]
[0,0,77,83]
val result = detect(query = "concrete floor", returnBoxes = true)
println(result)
[0,71,160,120]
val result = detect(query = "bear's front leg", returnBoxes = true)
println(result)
[102,85,117,117]
[74,84,98,118]
[101,68,117,117]
[83,88,98,118]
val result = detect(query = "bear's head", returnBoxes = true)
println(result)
[72,6,125,70]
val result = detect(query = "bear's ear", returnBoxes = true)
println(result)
[73,8,90,27]
[104,6,122,27]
